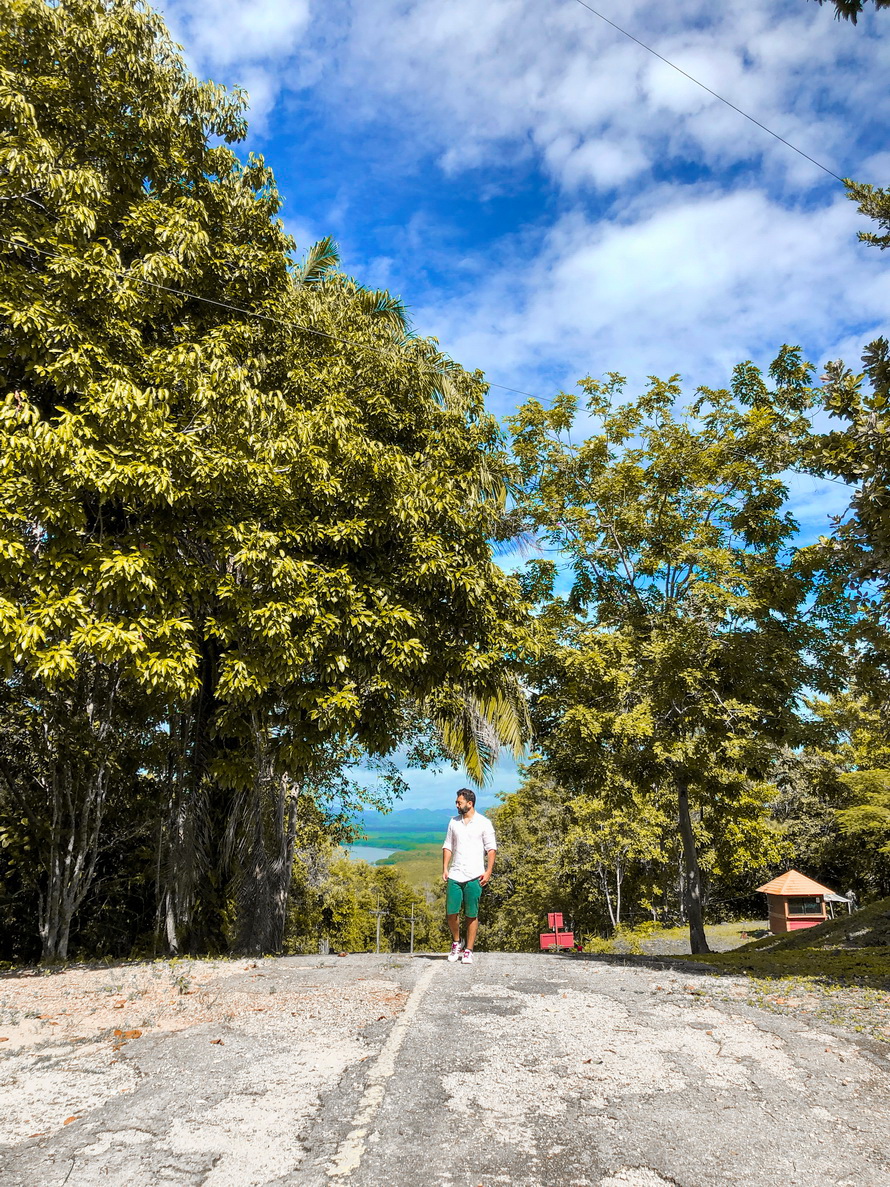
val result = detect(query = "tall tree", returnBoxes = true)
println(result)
[509,350,848,952]
[1,0,288,958]
[0,0,531,959]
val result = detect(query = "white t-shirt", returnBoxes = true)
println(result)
[443,812,497,882]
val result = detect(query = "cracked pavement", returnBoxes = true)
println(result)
[2,952,889,1187]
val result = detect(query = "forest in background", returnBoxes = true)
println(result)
[1,0,890,963]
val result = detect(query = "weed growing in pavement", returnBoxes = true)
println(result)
[725,972,890,1044]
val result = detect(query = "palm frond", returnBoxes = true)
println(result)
[430,679,530,785]
[294,235,340,284]
[354,287,410,335]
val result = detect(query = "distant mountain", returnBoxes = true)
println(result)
[355,807,455,832]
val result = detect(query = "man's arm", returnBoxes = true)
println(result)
[480,819,496,885]
[442,820,454,882]
[480,847,496,886]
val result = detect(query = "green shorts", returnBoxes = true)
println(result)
[446,876,483,919]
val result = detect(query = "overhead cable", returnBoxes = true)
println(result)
[567,0,846,184]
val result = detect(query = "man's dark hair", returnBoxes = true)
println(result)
[456,787,476,805]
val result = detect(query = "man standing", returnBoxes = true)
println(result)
[442,788,496,965]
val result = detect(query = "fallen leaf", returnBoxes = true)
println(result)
[28,1133,45,1138]
[63,1116,79,1125]
[0,1037,8,1043]
[211,1039,224,1045]
[377,1015,387,1021]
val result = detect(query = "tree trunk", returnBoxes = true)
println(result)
[598,862,617,928]
[232,723,299,956]
[677,776,709,954]
[157,641,230,955]
[36,673,116,962]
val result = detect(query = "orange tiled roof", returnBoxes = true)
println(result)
[755,869,835,897]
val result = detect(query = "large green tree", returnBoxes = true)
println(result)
[0,0,530,959]
[508,350,848,952]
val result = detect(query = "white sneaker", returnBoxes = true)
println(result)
[461,948,473,965]
[447,940,464,962]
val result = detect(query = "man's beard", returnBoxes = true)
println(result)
[458,804,469,815]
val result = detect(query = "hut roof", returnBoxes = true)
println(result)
[755,869,835,897]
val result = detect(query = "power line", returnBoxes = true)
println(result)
[567,0,846,184]
[0,234,856,487]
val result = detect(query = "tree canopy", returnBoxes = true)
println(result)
[812,0,890,21]
[0,0,530,960]
[506,350,851,952]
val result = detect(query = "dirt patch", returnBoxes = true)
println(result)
[0,959,405,1049]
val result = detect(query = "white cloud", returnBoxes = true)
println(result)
[158,0,311,123]
[313,0,887,193]
[153,0,888,190]
[410,186,890,410]
[783,471,853,534]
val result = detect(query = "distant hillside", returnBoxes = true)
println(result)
[356,808,455,831]
[741,897,890,951]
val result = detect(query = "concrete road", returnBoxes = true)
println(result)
[3,952,890,1187]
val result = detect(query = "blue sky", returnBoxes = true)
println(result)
[158,0,890,810]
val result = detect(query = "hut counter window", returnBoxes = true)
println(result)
[786,897,823,917]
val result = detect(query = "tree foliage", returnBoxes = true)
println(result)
[505,351,849,952]
[0,0,530,960]
[811,0,890,22]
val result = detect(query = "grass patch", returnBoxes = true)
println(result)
[738,897,890,953]
[681,945,890,985]
[378,843,442,890]
[580,920,765,955]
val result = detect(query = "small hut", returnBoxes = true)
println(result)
[756,870,836,933]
